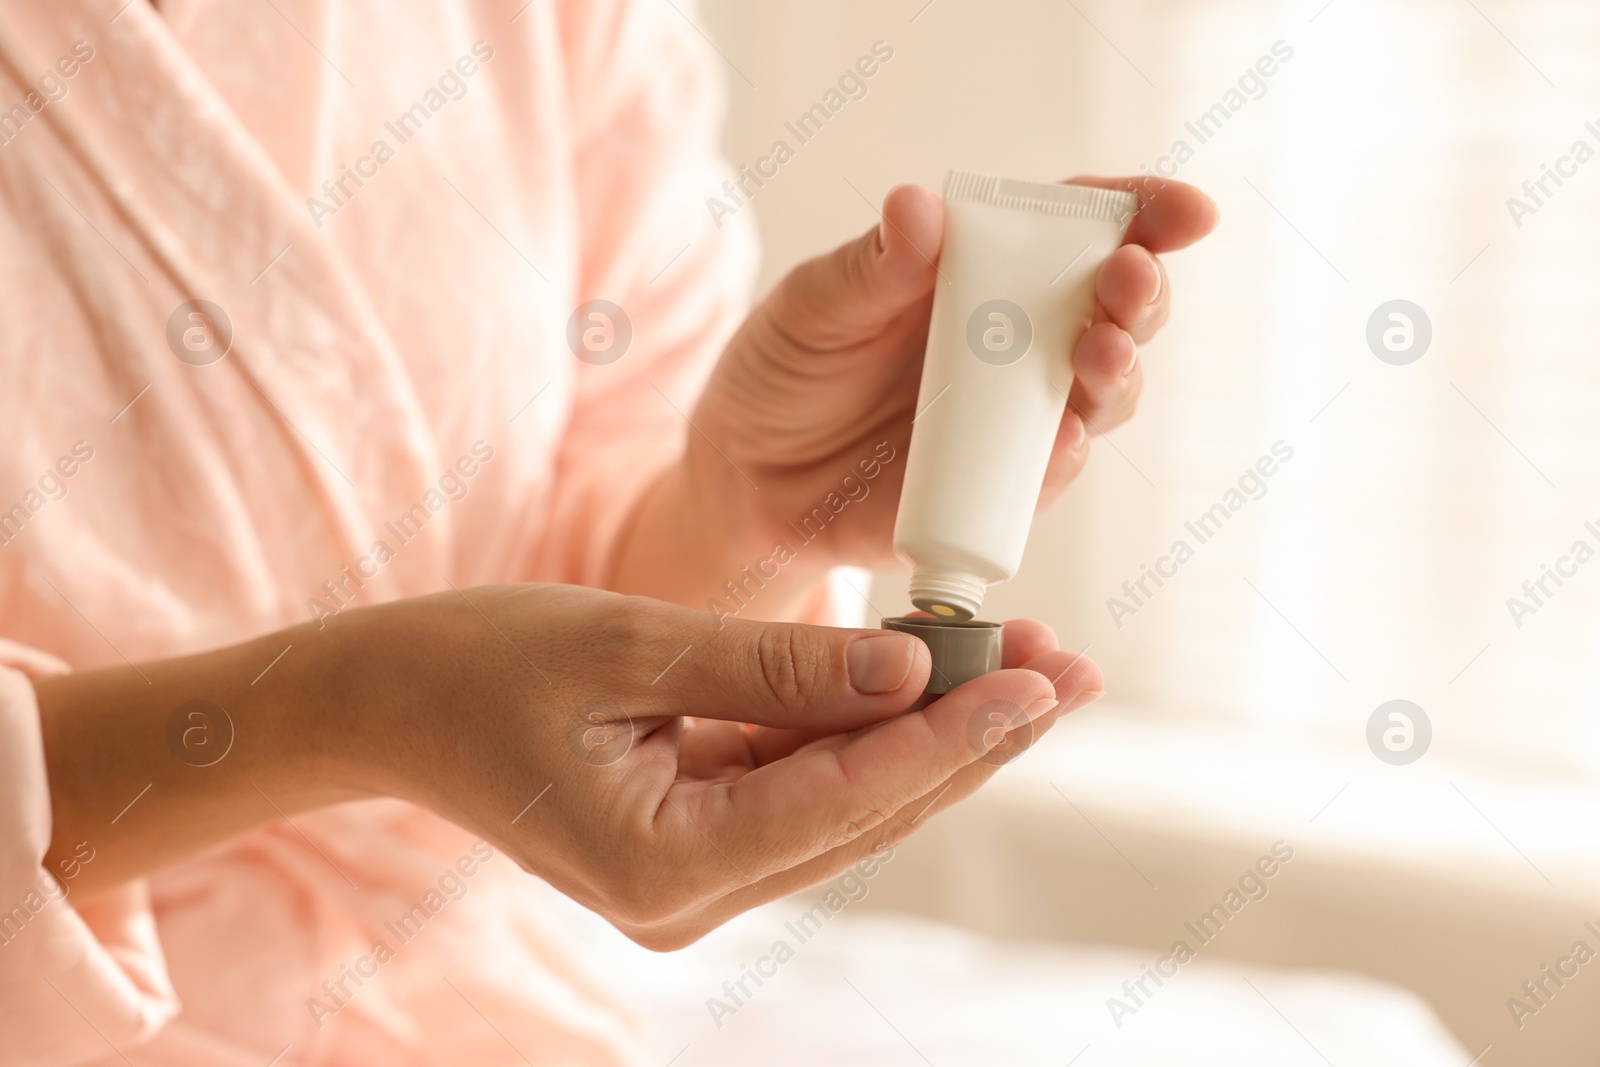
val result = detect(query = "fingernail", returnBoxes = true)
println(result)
[1063,688,1105,714]
[1144,249,1163,305]
[1069,414,1087,450]
[1024,696,1059,721]
[1123,341,1139,377]
[847,634,917,694]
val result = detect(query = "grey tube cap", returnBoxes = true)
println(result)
[881,616,1003,696]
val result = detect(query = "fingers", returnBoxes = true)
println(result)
[1064,244,1161,439]
[1096,244,1169,344]
[763,183,944,351]
[1000,618,1058,668]
[1075,320,1139,395]
[1038,406,1092,504]
[675,718,760,780]
[1018,644,1103,707]
[1064,175,1219,253]
[664,616,932,732]
[623,647,1104,945]
[705,667,1058,879]
[740,617,1063,767]
[1051,178,1193,451]
[1065,321,1144,437]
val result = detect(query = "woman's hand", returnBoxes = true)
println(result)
[344,585,1100,949]
[38,584,1101,948]
[610,176,1217,610]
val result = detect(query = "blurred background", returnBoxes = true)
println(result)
[683,0,1600,1062]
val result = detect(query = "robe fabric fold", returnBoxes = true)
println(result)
[0,1,766,1062]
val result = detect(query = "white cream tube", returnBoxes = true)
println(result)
[893,172,1138,619]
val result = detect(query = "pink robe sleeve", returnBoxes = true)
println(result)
[0,641,180,1067]
[528,0,760,590]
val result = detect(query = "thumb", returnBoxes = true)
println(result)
[658,617,932,731]
[764,183,944,349]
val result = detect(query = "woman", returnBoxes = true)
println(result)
[0,0,1215,1063]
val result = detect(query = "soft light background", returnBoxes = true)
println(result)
[694,0,1600,1062]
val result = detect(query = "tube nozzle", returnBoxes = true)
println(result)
[908,565,987,621]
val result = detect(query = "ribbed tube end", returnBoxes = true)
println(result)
[908,566,988,622]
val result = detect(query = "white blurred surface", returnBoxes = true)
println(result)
[546,890,1467,1067]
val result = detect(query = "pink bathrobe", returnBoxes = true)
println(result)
[0,0,767,1062]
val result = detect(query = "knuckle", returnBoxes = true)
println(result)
[849,805,893,838]
[755,624,828,712]
[596,595,664,674]
[864,808,922,854]
[840,232,876,292]
[821,232,872,298]
[875,817,919,852]
[610,595,655,644]
[828,804,894,850]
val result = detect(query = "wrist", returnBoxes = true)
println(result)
[271,605,418,805]
[35,621,376,896]
[186,623,379,812]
